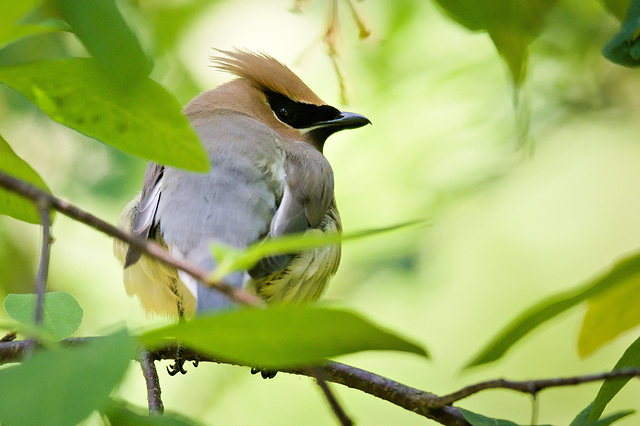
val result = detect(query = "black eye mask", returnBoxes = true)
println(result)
[265,91,341,129]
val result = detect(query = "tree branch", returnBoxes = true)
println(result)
[2,337,639,425]
[138,350,164,415]
[0,171,262,307]
[429,368,640,407]
[308,366,353,426]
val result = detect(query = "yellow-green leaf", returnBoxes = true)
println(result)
[589,336,640,421]
[0,59,209,172]
[210,220,424,281]
[433,0,559,85]
[0,329,133,426]
[578,273,640,357]
[466,251,640,368]
[4,292,83,341]
[0,0,54,50]
[0,135,52,224]
[104,400,203,426]
[51,0,152,83]
[141,306,428,369]
[601,0,632,21]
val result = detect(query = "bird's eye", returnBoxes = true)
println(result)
[276,106,293,122]
[266,91,302,126]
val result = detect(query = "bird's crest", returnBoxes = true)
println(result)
[211,49,325,106]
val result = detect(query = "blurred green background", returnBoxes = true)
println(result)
[1,0,640,424]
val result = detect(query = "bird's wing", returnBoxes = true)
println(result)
[249,141,335,279]
[270,141,334,235]
[124,162,164,267]
[156,112,287,311]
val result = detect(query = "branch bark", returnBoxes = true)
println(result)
[430,368,640,407]
[0,171,262,307]
[308,366,353,426]
[138,350,164,415]
[3,338,638,426]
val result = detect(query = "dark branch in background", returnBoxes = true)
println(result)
[429,368,640,407]
[138,350,164,415]
[308,367,353,426]
[305,359,468,425]
[34,201,52,326]
[0,171,262,307]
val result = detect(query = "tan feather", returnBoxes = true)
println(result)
[211,49,326,106]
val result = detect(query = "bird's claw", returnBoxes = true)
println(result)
[166,355,199,376]
[167,359,188,376]
[251,367,277,379]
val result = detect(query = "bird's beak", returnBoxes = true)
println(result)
[306,110,370,151]
[315,111,371,132]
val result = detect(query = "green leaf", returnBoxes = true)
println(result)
[0,58,209,172]
[578,272,640,356]
[571,402,635,425]
[104,400,203,426]
[603,0,640,67]
[601,0,632,21]
[466,251,640,368]
[210,220,424,281]
[0,135,53,224]
[433,0,559,85]
[135,0,222,51]
[571,403,596,426]
[589,336,640,421]
[590,412,636,426]
[459,408,552,426]
[51,0,152,83]
[141,306,428,369]
[4,292,83,340]
[0,0,56,50]
[0,329,134,426]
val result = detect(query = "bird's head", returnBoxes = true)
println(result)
[183,49,370,152]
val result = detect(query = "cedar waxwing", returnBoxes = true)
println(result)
[113,49,369,324]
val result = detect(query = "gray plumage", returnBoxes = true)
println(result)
[113,50,369,317]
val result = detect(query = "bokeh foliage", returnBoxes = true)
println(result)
[0,0,640,425]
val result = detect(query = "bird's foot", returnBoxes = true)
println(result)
[251,367,278,379]
[166,344,199,376]
[167,358,187,376]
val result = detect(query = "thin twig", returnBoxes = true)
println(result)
[342,0,370,38]
[139,350,164,415]
[324,0,348,104]
[309,367,353,426]
[429,368,640,407]
[0,171,262,307]
[34,201,52,325]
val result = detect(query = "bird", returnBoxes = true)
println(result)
[113,49,370,374]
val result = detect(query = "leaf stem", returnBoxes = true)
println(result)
[34,200,52,326]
